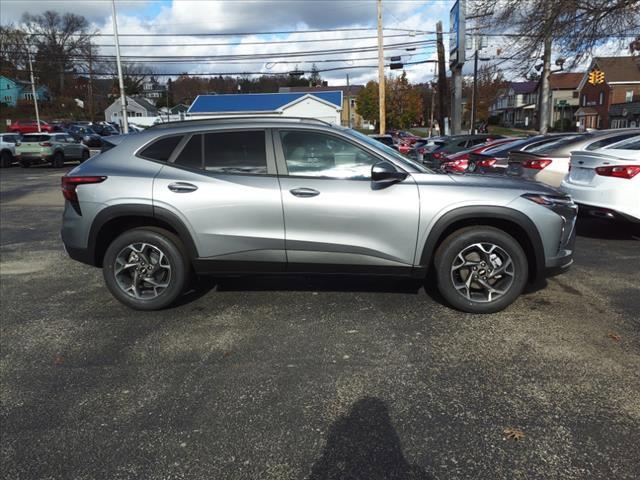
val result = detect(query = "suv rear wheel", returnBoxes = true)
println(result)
[434,226,528,314]
[0,151,12,168]
[52,151,65,168]
[102,228,189,310]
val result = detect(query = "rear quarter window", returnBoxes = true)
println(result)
[585,133,639,151]
[139,135,183,161]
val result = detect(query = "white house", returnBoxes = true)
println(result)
[104,95,159,124]
[186,91,343,125]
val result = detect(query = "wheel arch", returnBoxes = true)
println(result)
[88,204,198,267]
[419,206,545,282]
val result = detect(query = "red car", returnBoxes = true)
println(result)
[441,138,517,172]
[9,119,56,134]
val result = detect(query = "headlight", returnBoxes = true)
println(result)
[522,193,574,208]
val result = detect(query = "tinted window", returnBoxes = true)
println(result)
[204,130,267,174]
[280,130,379,179]
[23,135,50,142]
[604,135,640,150]
[174,134,202,169]
[140,135,183,161]
[2,135,19,143]
[528,135,585,153]
[585,133,639,151]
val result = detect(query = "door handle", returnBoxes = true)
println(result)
[290,188,320,198]
[168,182,198,193]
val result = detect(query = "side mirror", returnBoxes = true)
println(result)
[371,161,407,186]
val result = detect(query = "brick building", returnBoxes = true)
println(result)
[575,56,640,130]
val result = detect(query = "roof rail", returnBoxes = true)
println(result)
[147,116,335,130]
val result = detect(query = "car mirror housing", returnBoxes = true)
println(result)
[371,161,407,185]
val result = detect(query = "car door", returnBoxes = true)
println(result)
[274,128,420,271]
[62,135,82,158]
[152,129,286,268]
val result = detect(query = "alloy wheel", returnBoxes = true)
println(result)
[450,242,515,303]
[114,242,172,299]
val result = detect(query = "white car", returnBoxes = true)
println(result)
[0,133,21,168]
[560,136,640,222]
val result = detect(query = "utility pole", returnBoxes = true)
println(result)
[451,68,462,135]
[111,0,129,134]
[429,80,435,137]
[346,73,352,128]
[377,0,386,134]
[88,42,94,122]
[470,49,479,134]
[539,35,552,134]
[436,21,448,136]
[27,48,41,133]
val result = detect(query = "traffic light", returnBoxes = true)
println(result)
[588,69,605,85]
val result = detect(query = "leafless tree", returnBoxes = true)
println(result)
[21,11,94,95]
[470,0,640,132]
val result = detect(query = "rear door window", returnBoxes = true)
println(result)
[173,134,203,169]
[139,135,183,162]
[203,130,267,174]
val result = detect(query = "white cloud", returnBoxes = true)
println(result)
[3,0,450,85]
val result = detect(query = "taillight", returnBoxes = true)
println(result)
[443,159,468,172]
[39,142,52,147]
[61,176,107,202]
[432,151,444,159]
[522,158,552,170]
[418,147,426,155]
[595,165,640,179]
[477,157,497,167]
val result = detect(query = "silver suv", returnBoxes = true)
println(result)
[61,118,577,313]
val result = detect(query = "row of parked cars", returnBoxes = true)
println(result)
[0,119,128,168]
[371,129,639,224]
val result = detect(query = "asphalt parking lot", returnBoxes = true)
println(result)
[1,166,639,480]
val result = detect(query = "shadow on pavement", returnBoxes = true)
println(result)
[308,397,432,480]
[576,217,640,240]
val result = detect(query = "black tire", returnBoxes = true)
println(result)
[52,151,65,168]
[102,227,189,310]
[434,226,528,314]
[0,150,12,168]
[80,149,90,162]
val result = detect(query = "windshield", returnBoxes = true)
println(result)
[344,128,431,172]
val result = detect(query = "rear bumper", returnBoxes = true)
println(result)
[64,244,96,266]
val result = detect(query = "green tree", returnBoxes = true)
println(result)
[386,72,422,129]
[356,80,380,127]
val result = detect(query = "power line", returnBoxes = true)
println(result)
[13,57,438,77]
[2,39,436,62]
[19,26,423,37]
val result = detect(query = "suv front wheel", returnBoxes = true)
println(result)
[103,228,189,310]
[434,226,528,314]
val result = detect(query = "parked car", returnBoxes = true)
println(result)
[17,132,90,168]
[67,124,103,148]
[369,134,398,150]
[90,123,119,137]
[8,119,57,134]
[61,118,577,314]
[507,129,640,187]
[421,134,505,166]
[441,138,518,173]
[560,135,640,223]
[0,133,22,168]
[466,134,577,174]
